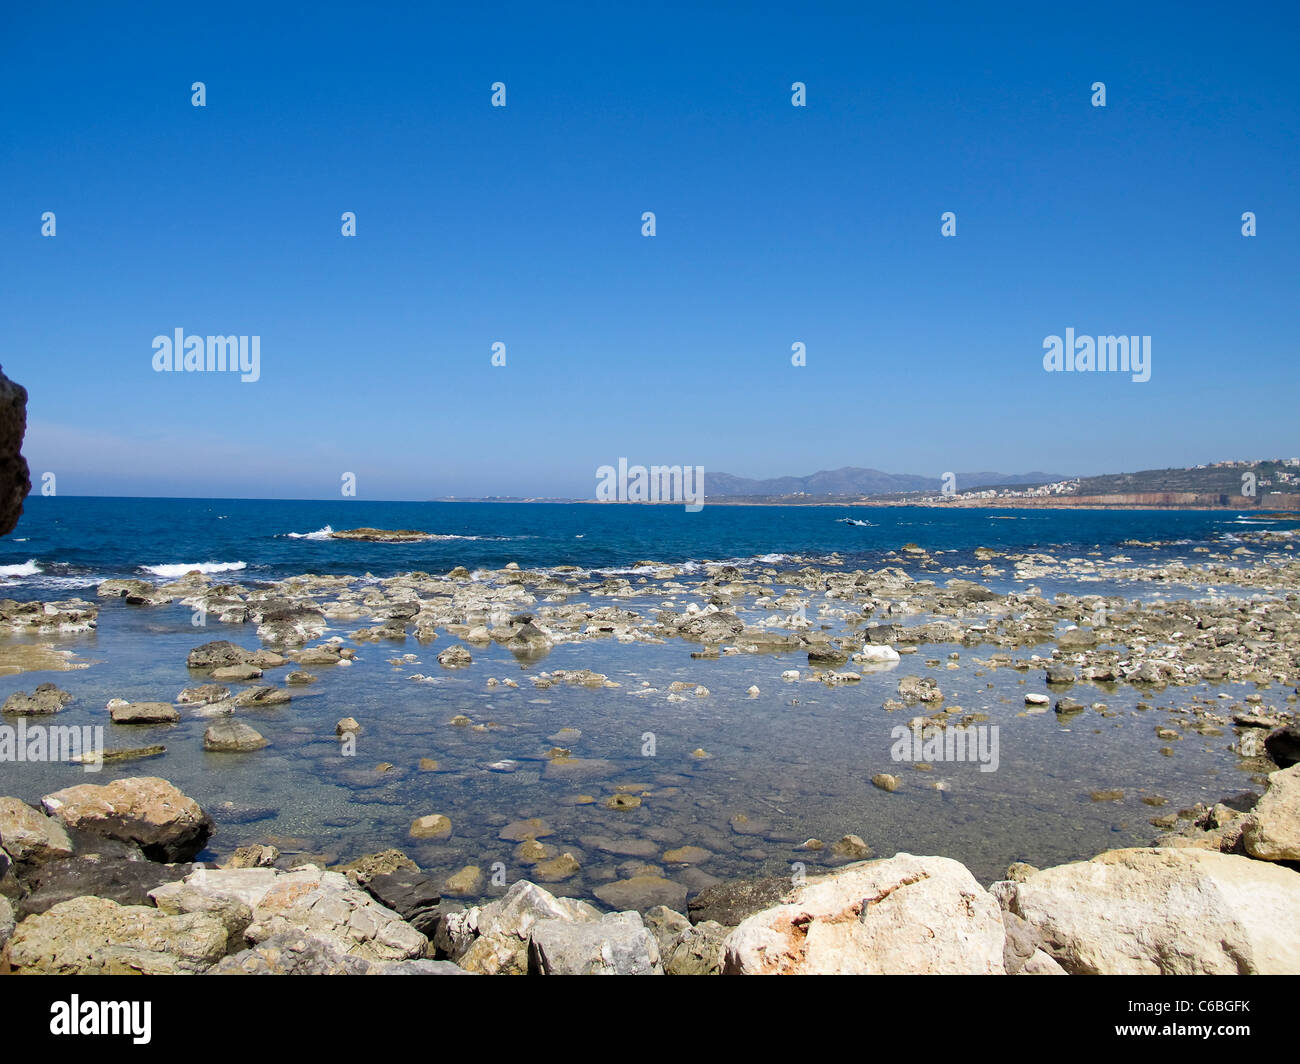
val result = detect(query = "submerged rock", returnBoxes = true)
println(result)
[204,720,269,752]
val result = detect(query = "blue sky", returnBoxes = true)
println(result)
[1,1,1297,499]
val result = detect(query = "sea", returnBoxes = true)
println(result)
[0,497,1294,897]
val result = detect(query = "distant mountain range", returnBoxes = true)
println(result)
[705,467,1064,498]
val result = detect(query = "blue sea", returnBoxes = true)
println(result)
[0,496,1276,594]
[0,498,1293,897]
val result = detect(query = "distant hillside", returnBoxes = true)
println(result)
[705,467,1063,498]
[1073,461,1299,497]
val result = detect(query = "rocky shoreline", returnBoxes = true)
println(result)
[1,764,1298,973]
[1,531,1298,973]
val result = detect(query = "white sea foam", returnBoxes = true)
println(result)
[284,525,489,542]
[140,561,248,578]
[0,559,42,578]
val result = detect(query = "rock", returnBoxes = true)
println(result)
[410,814,452,840]
[7,895,229,974]
[533,852,581,883]
[223,844,280,869]
[856,645,901,664]
[663,845,712,865]
[871,773,899,793]
[0,796,74,865]
[1045,665,1075,686]
[498,817,550,842]
[110,700,180,724]
[1021,949,1069,974]
[528,911,664,974]
[212,664,263,681]
[209,929,470,975]
[1242,763,1300,861]
[443,865,484,896]
[362,868,445,937]
[14,855,183,917]
[897,675,943,703]
[177,683,230,706]
[336,849,417,884]
[336,717,362,736]
[0,894,12,953]
[993,847,1300,974]
[2,683,72,716]
[1001,909,1043,975]
[436,880,601,975]
[187,640,256,670]
[233,685,290,708]
[1264,725,1300,769]
[688,875,790,926]
[40,776,213,862]
[437,645,473,668]
[203,720,268,752]
[831,833,872,859]
[645,906,728,975]
[723,854,1006,974]
[0,365,30,536]
[1058,627,1097,649]
[593,875,687,913]
[151,864,428,962]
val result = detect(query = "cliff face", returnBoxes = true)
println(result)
[0,366,31,537]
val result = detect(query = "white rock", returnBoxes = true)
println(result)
[723,853,1005,974]
[993,847,1300,974]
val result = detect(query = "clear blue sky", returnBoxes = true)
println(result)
[2,1,1296,499]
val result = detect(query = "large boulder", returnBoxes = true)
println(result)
[722,854,1006,974]
[14,855,183,918]
[1242,763,1300,861]
[435,880,601,975]
[0,365,30,537]
[40,776,214,862]
[528,911,663,974]
[0,797,74,865]
[993,847,1300,974]
[6,895,229,974]
[150,864,427,962]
